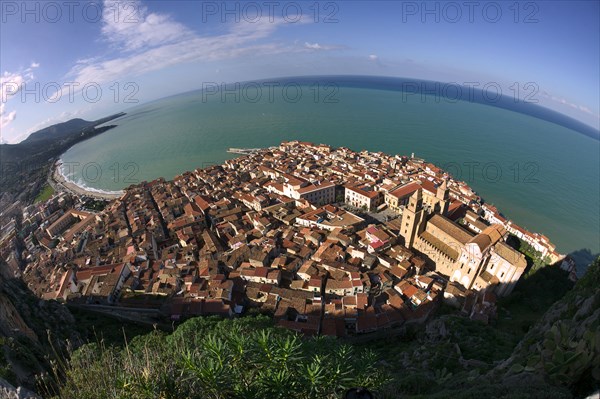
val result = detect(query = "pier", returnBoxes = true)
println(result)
[227,147,263,155]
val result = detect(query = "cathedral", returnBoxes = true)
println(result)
[400,182,527,297]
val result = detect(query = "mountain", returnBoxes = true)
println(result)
[0,113,125,204]
[20,119,95,144]
[0,113,125,163]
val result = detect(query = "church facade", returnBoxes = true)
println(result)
[400,183,526,297]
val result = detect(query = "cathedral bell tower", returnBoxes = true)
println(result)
[435,179,449,216]
[401,188,425,249]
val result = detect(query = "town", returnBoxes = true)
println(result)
[1,141,567,337]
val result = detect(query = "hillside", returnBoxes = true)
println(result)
[0,113,125,205]
[492,256,600,396]
[0,263,80,391]
[0,253,596,398]
[41,257,598,398]
[48,315,389,399]
[20,119,94,145]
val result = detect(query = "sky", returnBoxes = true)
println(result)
[1,0,599,143]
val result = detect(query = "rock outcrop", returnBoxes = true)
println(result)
[493,257,600,393]
[0,377,41,399]
[0,262,80,392]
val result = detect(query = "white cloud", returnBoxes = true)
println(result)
[66,22,286,89]
[367,54,384,67]
[0,64,40,131]
[0,102,17,129]
[304,42,323,50]
[101,0,194,52]
[11,1,344,141]
[303,41,344,51]
[540,91,597,117]
[62,4,294,94]
[1,71,25,101]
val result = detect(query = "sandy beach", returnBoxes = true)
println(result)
[49,162,123,201]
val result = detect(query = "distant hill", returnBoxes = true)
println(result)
[1,113,125,162]
[0,113,125,203]
[20,118,95,144]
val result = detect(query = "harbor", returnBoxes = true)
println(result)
[227,147,263,155]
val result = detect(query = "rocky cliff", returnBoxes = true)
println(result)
[493,257,600,396]
[0,262,80,391]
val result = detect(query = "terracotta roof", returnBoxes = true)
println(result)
[389,182,421,199]
[346,185,381,199]
[422,233,459,262]
[428,214,473,244]
[495,242,527,268]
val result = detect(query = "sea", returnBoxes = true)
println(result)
[60,76,600,263]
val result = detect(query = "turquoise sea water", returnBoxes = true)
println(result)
[61,82,600,256]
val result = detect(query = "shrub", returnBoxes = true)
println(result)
[49,316,391,399]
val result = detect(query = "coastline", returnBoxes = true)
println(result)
[49,161,123,201]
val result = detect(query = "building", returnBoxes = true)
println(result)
[345,185,383,211]
[45,209,94,239]
[385,181,420,213]
[287,181,336,205]
[400,189,526,296]
[55,263,132,304]
[295,205,364,232]
[415,179,449,216]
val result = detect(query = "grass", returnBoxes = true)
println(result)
[34,185,54,203]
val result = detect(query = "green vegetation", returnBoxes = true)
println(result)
[499,257,600,397]
[506,234,551,275]
[355,315,522,397]
[45,316,389,399]
[34,185,55,203]
[497,263,575,337]
[81,198,109,212]
[68,306,154,347]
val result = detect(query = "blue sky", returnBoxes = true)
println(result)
[1,0,598,143]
